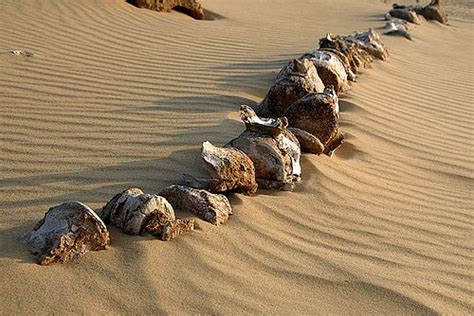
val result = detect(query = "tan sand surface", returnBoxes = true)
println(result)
[0,0,472,314]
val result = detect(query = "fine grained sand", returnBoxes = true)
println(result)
[0,0,472,314]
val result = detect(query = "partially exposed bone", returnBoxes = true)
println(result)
[389,4,423,24]
[280,130,302,179]
[384,21,412,40]
[413,0,448,24]
[260,58,325,117]
[184,142,258,195]
[240,105,301,178]
[285,86,344,156]
[240,104,288,136]
[226,105,301,190]
[161,219,195,241]
[128,0,205,20]
[159,185,232,225]
[385,13,417,29]
[101,188,193,240]
[288,127,325,155]
[319,47,356,82]
[354,48,375,68]
[10,49,34,57]
[319,33,373,73]
[342,29,389,61]
[21,201,110,265]
[302,51,350,94]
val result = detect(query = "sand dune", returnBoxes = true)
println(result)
[0,0,472,314]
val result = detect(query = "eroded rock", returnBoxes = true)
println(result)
[260,58,325,117]
[101,188,193,240]
[226,105,301,191]
[159,185,232,225]
[285,86,344,156]
[21,201,110,265]
[184,141,258,195]
[128,0,205,20]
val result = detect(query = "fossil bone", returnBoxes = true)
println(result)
[302,51,349,94]
[384,19,413,40]
[342,29,389,61]
[414,0,448,24]
[260,58,325,117]
[226,105,301,190]
[319,33,374,73]
[389,4,423,24]
[184,141,258,195]
[101,188,194,240]
[128,0,205,20]
[159,185,232,225]
[288,127,325,155]
[21,201,110,265]
[284,86,343,156]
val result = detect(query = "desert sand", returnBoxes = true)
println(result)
[0,0,473,314]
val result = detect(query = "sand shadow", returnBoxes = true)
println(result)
[333,142,358,160]
[142,95,256,114]
[354,13,387,22]
[211,57,297,98]
[1,50,327,266]
[0,221,39,264]
[0,104,248,239]
[203,9,225,21]
[0,149,206,211]
[339,100,369,114]
[0,146,210,274]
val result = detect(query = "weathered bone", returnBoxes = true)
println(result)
[288,127,325,155]
[302,51,349,94]
[11,49,34,57]
[260,58,325,117]
[161,219,195,241]
[342,29,389,61]
[159,185,232,225]
[319,47,356,82]
[226,105,301,190]
[240,105,301,177]
[344,45,373,71]
[384,20,412,40]
[21,201,110,265]
[389,4,423,24]
[101,188,193,240]
[319,33,373,73]
[385,13,417,30]
[128,0,205,20]
[285,86,344,156]
[413,0,448,24]
[184,142,258,195]
[240,104,289,136]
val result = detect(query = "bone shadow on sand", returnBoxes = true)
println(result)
[211,57,298,98]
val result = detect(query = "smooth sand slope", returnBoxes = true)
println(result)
[0,0,473,314]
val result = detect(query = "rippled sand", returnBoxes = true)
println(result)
[0,0,472,314]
